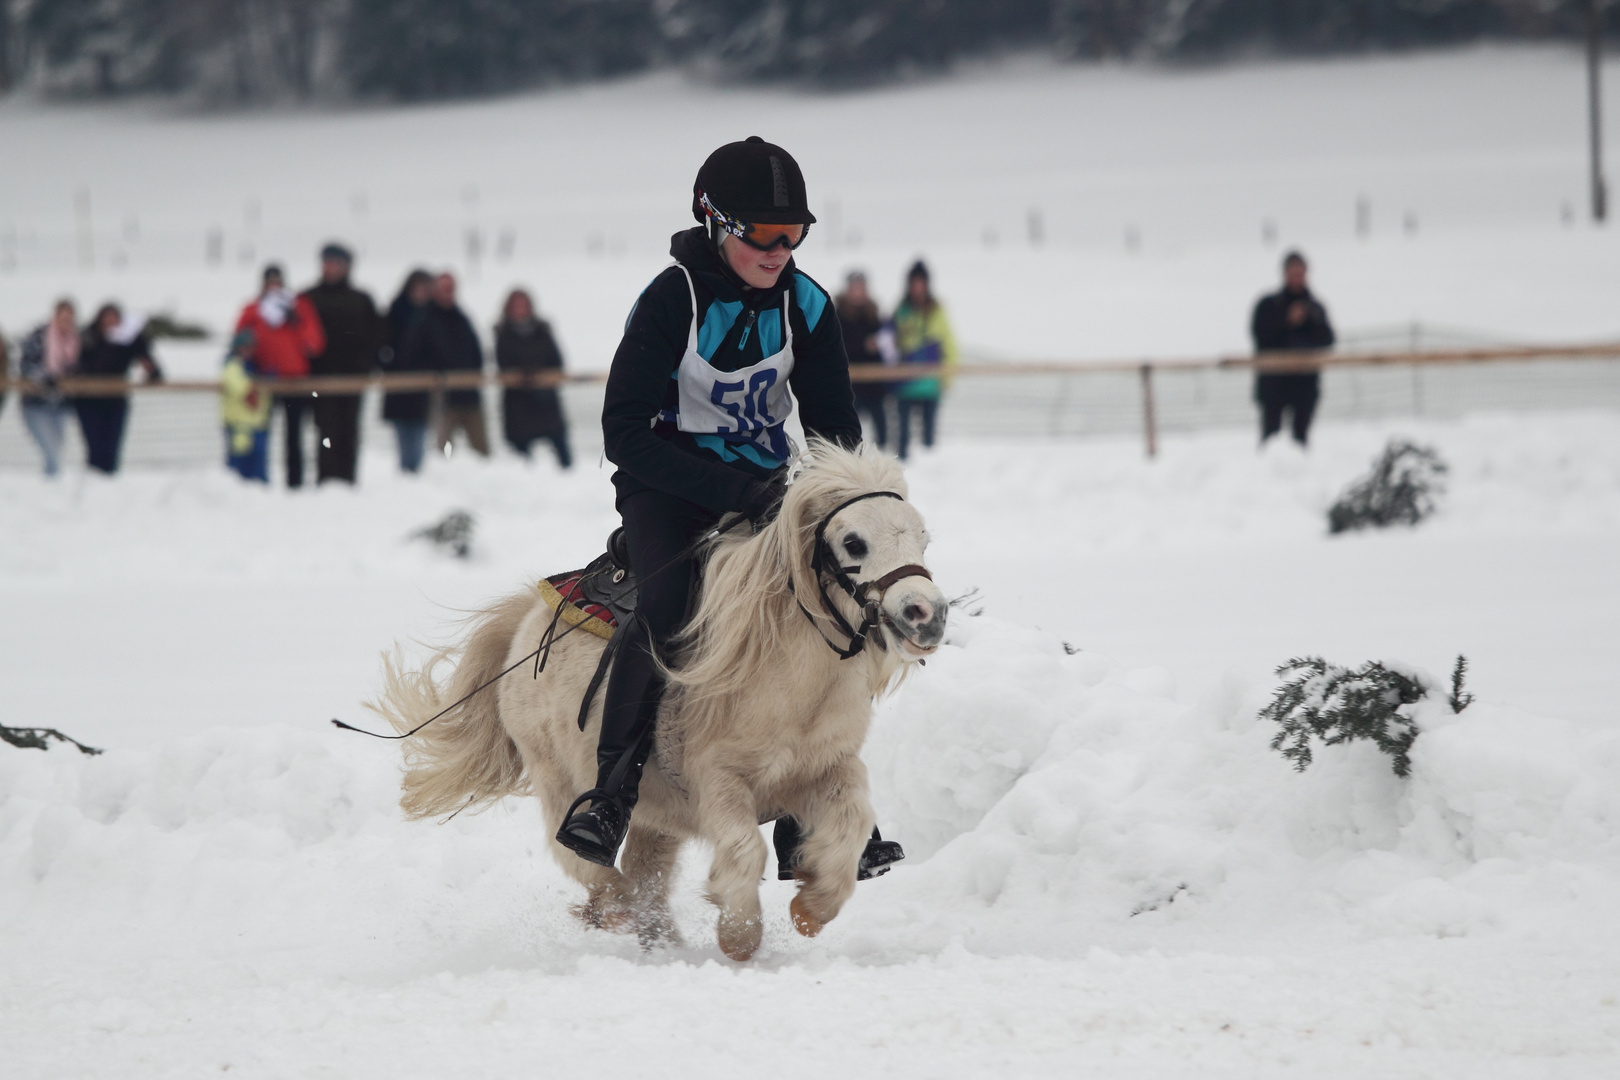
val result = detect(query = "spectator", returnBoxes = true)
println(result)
[836,270,892,449]
[76,304,163,474]
[381,269,434,473]
[234,264,326,487]
[17,300,81,476]
[404,272,488,459]
[0,329,9,418]
[1250,250,1334,447]
[221,330,272,482]
[494,288,572,467]
[302,243,383,484]
[891,260,958,461]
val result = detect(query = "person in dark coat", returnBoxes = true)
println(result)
[75,303,163,474]
[381,269,433,472]
[301,243,383,484]
[404,272,489,459]
[494,288,571,467]
[1250,250,1335,446]
[835,270,892,449]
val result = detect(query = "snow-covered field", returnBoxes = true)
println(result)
[5,46,1620,1078]
[4,411,1620,1077]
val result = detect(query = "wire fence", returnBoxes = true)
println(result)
[3,336,1619,472]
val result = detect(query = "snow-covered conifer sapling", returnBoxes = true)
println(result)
[1259,653,1473,777]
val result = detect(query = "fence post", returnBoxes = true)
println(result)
[1139,363,1158,459]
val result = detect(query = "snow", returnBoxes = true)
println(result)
[5,46,1620,1077]
[4,411,1620,1076]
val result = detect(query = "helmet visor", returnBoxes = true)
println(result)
[701,190,810,251]
[739,221,807,252]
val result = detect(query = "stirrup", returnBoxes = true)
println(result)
[555,788,630,868]
[858,836,905,880]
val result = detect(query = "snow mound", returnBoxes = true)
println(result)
[861,614,1620,956]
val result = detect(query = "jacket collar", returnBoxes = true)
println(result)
[669,227,795,309]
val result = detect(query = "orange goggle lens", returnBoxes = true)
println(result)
[740,221,807,251]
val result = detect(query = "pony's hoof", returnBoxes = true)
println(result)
[789,893,825,938]
[571,899,635,934]
[720,938,757,962]
[717,913,761,961]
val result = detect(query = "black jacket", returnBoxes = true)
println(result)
[78,327,161,385]
[381,294,428,422]
[1251,286,1335,353]
[837,295,888,399]
[496,318,567,443]
[403,303,484,409]
[303,280,383,377]
[602,228,860,514]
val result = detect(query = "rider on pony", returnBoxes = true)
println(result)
[555,137,902,877]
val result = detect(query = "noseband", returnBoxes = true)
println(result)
[794,490,933,660]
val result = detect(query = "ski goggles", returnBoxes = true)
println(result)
[700,191,810,252]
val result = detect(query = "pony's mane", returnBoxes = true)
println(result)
[664,440,909,707]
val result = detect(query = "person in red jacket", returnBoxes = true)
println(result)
[234,264,326,487]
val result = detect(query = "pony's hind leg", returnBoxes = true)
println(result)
[784,758,875,938]
[700,775,770,961]
[621,824,684,948]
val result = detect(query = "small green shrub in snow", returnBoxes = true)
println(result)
[1260,654,1473,778]
[410,509,476,559]
[1327,439,1447,534]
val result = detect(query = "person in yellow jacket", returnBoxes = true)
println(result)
[221,330,273,482]
[892,260,958,460]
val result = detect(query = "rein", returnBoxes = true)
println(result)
[332,511,753,741]
[792,490,933,661]
[333,487,929,741]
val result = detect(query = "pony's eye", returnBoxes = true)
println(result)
[843,534,869,560]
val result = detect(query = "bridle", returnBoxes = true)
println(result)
[792,490,933,660]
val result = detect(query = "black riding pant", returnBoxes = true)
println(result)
[594,489,720,803]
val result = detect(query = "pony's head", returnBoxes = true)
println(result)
[670,441,945,707]
[778,440,947,661]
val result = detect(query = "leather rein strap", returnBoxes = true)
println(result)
[795,490,933,660]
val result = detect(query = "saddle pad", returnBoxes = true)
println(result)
[537,570,618,641]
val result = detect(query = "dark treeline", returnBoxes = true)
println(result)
[0,1,1611,103]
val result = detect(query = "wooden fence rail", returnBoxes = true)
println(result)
[4,340,1620,458]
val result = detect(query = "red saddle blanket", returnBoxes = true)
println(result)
[537,570,618,641]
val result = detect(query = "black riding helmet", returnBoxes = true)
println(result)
[693,136,816,250]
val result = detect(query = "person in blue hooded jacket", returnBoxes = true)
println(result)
[555,137,875,870]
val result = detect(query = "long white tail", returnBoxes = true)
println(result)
[370,591,535,819]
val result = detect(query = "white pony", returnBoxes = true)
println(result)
[372,443,946,960]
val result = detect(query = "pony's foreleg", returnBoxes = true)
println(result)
[621,825,684,948]
[786,757,875,938]
[700,774,770,962]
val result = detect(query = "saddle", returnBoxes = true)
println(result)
[535,528,641,731]
[536,528,638,642]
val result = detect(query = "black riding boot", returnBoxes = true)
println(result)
[774,818,907,881]
[556,491,716,867]
[555,614,664,867]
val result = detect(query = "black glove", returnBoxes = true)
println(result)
[739,479,786,523]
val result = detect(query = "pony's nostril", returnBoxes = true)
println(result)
[903,601,931,626]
